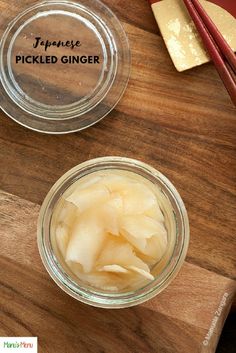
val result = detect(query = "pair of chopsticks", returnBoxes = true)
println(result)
[183,0,236,106]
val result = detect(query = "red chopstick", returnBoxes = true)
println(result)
[191,0,236,73]
[183,0,236,106]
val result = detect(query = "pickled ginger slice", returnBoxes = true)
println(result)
[106,192,123,213]
[122,183,158,214]
[100,174,134,193]
[121,230,147,253]
[121,215,165,239]
[55,224,70,257]
[143,234,168,260]
[121,230,167,262]
[145,204,165,222]
[98,265,129,273]
[65,175,102,196]
[69,263,125,291]
[66,183,110,212]
[53,198,77,227]
[128,266,154,280]
[66,212,105,273]
[96,238,150,273]
[99,194,123,236]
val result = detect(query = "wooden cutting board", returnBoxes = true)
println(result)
[0,190,235,353]
[0,1,235,352]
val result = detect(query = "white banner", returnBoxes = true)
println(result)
[0,338,37,353]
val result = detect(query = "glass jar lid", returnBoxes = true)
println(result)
[0,0,130,133]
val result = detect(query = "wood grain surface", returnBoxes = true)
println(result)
[0,0,236,352]
[0,190,235,353]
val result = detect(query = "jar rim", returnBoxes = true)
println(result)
[37,157,190,308]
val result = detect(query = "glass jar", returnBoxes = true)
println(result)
[37,157,189,308]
